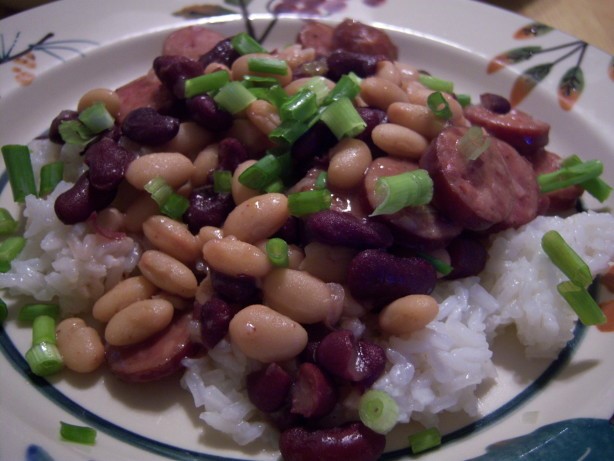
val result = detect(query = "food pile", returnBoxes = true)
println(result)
[0,18,612,460]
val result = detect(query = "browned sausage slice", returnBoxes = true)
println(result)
[464,105,550,157]
[297,20,335,57]
[106,312,198,383]
[162,25,225,60]
[332,19,398,60]
[115,70,174,122]
[419,126,514,231]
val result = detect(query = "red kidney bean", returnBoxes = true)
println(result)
[347,249,437,302]
[184,188,234,233]
[326,50,385,81]
[48,109,79,144]
[354,107,387,156]
[279,421,386,461]
[273,216,303,246]
[54,172,117,224]
[246,362,293,413]
[305,210,393,249]
[291,121,336,177]
[198,38,240,69]
[185,93,234,132]
[299,323,333,363]
[84,137,136,191]
[445,236,488,280]
[290,362,337,419]
[153,55,204,99]
[209,269,261,305]
[332,18,398,60]
[217,137,249,173]
[315,330,385,386]
[195,295,234,349]
[479,92,511,114]
[121,107,180,145]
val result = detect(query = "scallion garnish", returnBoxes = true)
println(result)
[266,238,290,267]
[409,427,442,454]
[557,281,606,325]
[159,193,190,220]
[39,161,64,197]
[301,76,331,104]
[78,102,115,134]
[323,73,361,104]
[57,120,95,146]
[319,97,366,139]
[18,303,60,322]
[0,236,26,272]
[458,126,491,161]
[231,32,268,55]
[541,230,593,288]
[247,57,288,76]
[426,91,453,120]
[239,154,283,190]
[537,159,604,194]
[214,81,257,114]
[0,208,19,235]
[314,171,328,190]
[419,74,454,93]
[269,119,311,146]
[455,93,471,108]
[280,89,318,122]
[287,189,332,217]
[370,170,433,216]
[25,342,63,376]
[32,314,57,345]
[264,179,285,193]
[184,70,230,98]
[60,421,97,445]
[559,155,612,202]
[1,144,37,202]
[358,390,399,434]
[242,75,279,88]
[144,177,173,207]
[213,170,232,193]
[0,298,7,324]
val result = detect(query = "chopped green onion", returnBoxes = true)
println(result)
[1,144,37,202]
[455,93,471,107]
[288,189,332,217]
[269,119,311,146]
[280,89,318,122]
[78,102,115,134]
[0,298,7,324]
[370,170,433,216]
[426,91,453,120]
[57,120,95,147]
[266,238,289,267]
[25,342,63,376]
[248,57,288,76]
[0,236,26,272]
[409,427,442,454]
[32,314,56,345]
[358,390,399,434]
[261,85,289,108]
[213,170,232,193]
[557,281,606,325]
[418,252,453,276]
[419,74,454,93]
[18,303,60,322]
[39,161,64,197]
[144,177,173,207]
[542,230,593,288]
[214,81,257,114]
[301,76,331,104]
[458,126,491,161]
[242,75,279,88]
[319,97,366,139]
[184,70,230,98]
[0,208,19,235]
[239,154,283,190]
[159,193,190,220]
[537,160,604,194]
[264,179,285,193]
[314,171,328,190]
[560,155,612,202]
[60,421,97,445]
[231,32,268,55]
[323,73,361,104]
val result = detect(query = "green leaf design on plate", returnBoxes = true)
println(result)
[514,22,554,39]
[225,0,254,6]
[510,63,553,106]
[173,4,237,18]
[487,46,542,73]
[558,66,585,110]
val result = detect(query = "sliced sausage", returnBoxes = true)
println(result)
[105,312,198,383]
[419,126,514,231]
[464,104,550,157]
[364,156,462,249]
[297,20,335,57]
[530,150,583,213]
[162,25,225,60]
[115,70,174,122]
[332,19,398,60]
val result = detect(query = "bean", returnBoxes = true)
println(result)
[93,275,159,322]
[153,55,204,99]
[379,294,439,336]
[394,61,421,83]
[223,193,289,243]
[480,92,511,114]
[77,88,121,119]
[387,101,445,139]
[371,123,428,159]
[231,53,293,86]
[184,187,234,233]
[121,107,180,146]
[56,318,105,373]
[95,207,125,234]
[224,119,271,156]
[228,304,308,363]
[54,172,116,225]
[195,295,234,349]
[185,94,234,132]
[326,50,383,81]
[202,237,273,278]
[284,76,335,96]
[291,122,337,177]
[125,152,195,190]
[304,210,393,249]
[327,138,372,190]
[159,121,215,158]
[246,100,281,135]
[154,292,192,311]
[192,143,219,187]
[217,137,249,172]
[375,60,402,86]
[354,107,387,152]
[143,215,202,264]
[49,110,79,144]
[84,137,136,191]
[199,38,240,69]
[209,270,261,305]
[138,250,198,298]
[444,236,488,280]
[197,226,224,246]
[290,362,337,419]
[299,242,355,284]
[231,160,260,205]
[105,298,174,346]
[246,362,293,413]
[404,80,465,123]
[360,77,409,110]
[123,193,159,233]
[262,268,344,325]
[204,62,231,75]
[275,44,316,70]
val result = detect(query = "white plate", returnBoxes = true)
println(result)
[1,1,613,460]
